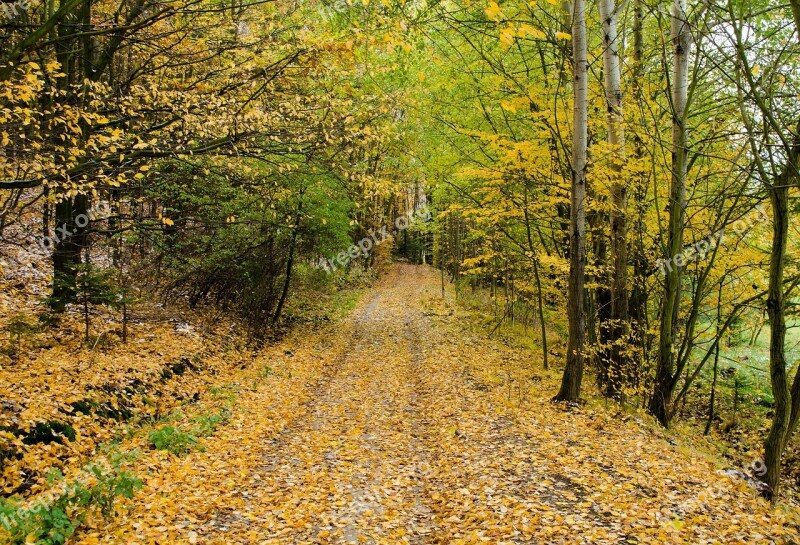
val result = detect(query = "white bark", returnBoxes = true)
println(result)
[651,0,691,425]
[599,0,624,155]
[556,0,588,401]
[598,0,628,397]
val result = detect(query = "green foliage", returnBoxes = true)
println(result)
[145,160,354,337]
[192,409,231,438]
[0,451,141,544]
[0,491,77,545]
[148,426,200,456]
[7,312,38,343]
[150,407,231,455]
[209,384,239,402]
[45,264,122,313]
[44,263,126,341]
[82,451,143,518]
[2,312,39,357]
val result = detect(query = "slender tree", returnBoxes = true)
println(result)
[649,0,691,426]
[555,0,588,402]
[628,0,650,386]
[721,0,800,496]
[597,0,628,399]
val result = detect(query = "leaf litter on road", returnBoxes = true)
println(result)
[70,265,798,545]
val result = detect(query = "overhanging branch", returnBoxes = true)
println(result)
[0,179,42,190]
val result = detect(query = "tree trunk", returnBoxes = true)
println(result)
[649,0,690,426]
[555,0,587,402]
[705,282,723,436]
[790,0,800,37]
[763,143,798,498]
[628,0,650,370]
[764,194,788,492]
[759,7,800,499]
[50,0,92,311]
[51,195,89,311]
[533,256,549,370]
[598,0,628,399]
[273,201,303,324]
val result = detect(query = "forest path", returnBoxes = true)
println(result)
[75,265,797,545]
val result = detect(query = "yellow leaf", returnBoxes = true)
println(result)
[500,100,517,113]
[519,24,545,39]
[555,31,571,40]
[485,1,504,20]
[499,26,516,47]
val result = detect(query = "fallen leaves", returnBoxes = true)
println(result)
[4,265,798,544]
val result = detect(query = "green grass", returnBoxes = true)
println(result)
[328,289,363,319]
[692,319,800,411]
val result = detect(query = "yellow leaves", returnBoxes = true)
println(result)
[555,31,571,40]
[162,217,175,226]
[499,100,517,113]
[484,1,504,20]
[492,22,545,47]
[518,24,545,39]
[3,265,800,545]
[499,96,533,115]
[669,517,686,531]
[499,26,516,48]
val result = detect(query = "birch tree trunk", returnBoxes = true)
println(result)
[555,0,587,402]
[598,0,628,399]
[650,0,690,426]
[628,0,650,390]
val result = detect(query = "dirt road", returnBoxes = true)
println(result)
[76,265,797,544]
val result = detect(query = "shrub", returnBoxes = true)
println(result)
[148,426,199,456]
[0,451,141,545]
[192,409,230,438]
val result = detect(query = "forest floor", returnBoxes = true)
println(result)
[55,264,800,544]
